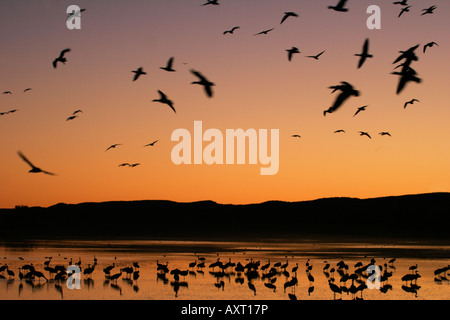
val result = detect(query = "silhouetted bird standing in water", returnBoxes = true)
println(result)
[190,70,215,98]
[52,48,71,68]
[280,12,298,24]
[423,42,438,53]
[286,47,300,61]
[324,82,359,116]
[223,26,240,35]
[328,0,349,12]
[17,151,56,176]
[152,90,176,113]
[421,5,437,15]
[160,57,176,72]
[355,39,373,69]
[404,99,419,108]
[132,67,147,81]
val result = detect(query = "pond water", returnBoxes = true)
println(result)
[0,240,448,300]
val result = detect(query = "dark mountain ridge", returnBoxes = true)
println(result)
[0,192,448,242]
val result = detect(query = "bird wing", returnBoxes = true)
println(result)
[17,151,36,169]
[280,14,289,24]
[59,48,71,58]
[166,57,174,68]
[362,39,369,54]
[190,70,206,81]
[158,90,168,100]
[133,72,140,81]
[41,169,57,176]
[52,59,58,69]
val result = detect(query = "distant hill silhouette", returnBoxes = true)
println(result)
[0,193,448,241]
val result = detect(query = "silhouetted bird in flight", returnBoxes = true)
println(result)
[66,115,78,121]
[106,144,122,151]
[153,90,176,113]
[190,70,215,98]
[72,110,83,115]
[421,6,437,15]
[129,163,141,167]
[379,132,391,137]
[160,57,176,72]
[23,88,32,93]
[292,135,302,138]
[324,82,359,116]
[398,6,411,18]
[353,105,368,117]
[53,48,71,69]
[393,0,409,5]
[355,39,373,69]
[280,12,298,24]
[358,131,371,139]
[254,28,275,35]
[132,67,147,81]
[118,163,130,167]
[423,42,438,53]
[393,44,419,64]
[334,129,346,133]
[392,65,421,94]
[404,99,419,108]
[306,50,325,60]
[223,26,240,35]
[1,109,18,116]
[201,0,219,6]
[328,0,349,12]
[286,47,300,61]
[17,151,56,176]
[67,8,86,21]
[144,140,158,147]
[2,91,12,94]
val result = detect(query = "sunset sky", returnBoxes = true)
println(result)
[0,0,449,208]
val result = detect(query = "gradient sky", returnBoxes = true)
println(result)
[0,0,449,208]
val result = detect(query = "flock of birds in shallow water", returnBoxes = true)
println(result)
[0,1,441,177]
[0,254,449,300]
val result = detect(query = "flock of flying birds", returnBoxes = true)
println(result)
[1,0,441,177]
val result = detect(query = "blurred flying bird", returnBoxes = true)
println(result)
[67,8,86,21]
[106,144,122,151]
[160,57,176,72]
[132,67,147,81]
[423,42,438,53]
[144,140,158,147]
[393,0,409,5]
[353,105,368,117]
[17,151,56,176]
[355,39,373,69]
[66,115,78,121]
[152,90,176,113]
[23,88,32,92]
[306,50,325,60]
[379,132,392,137]
[421,6,437,15]
[324,82,360,116]
[2,91,12,94]
[334,129,346,133]
[404,99,419,108]
[358,131,372,139]
[223,26,240,35]
[201,0,219,6]
[72,110,83,115]
[328,0,349,12]
[280,12,298,24]
[286,47,300,61]
[398,6,411,17]
[292,135,302,138]
[190,70,215,98]
[254,28,275,35]
[52,48,71,68]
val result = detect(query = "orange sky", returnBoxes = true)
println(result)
[0,1,449,208]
